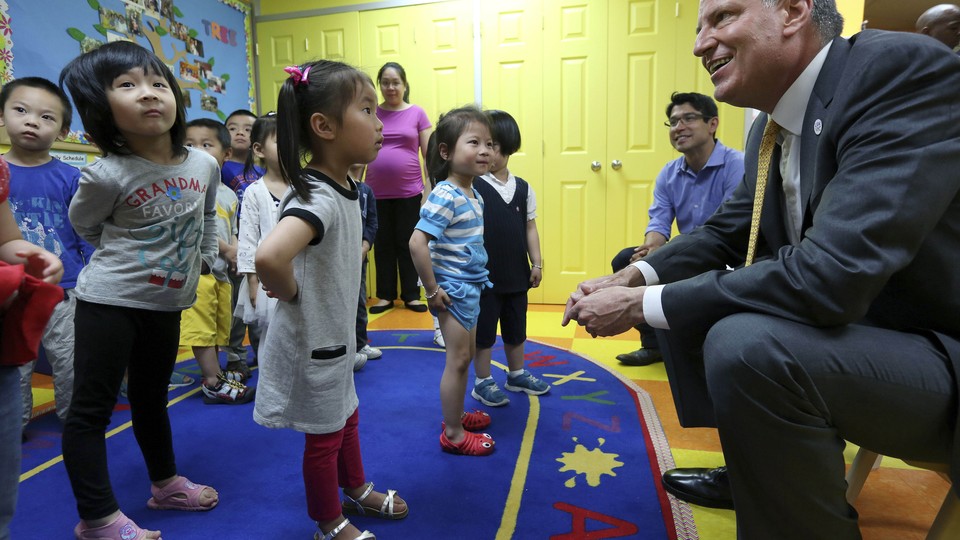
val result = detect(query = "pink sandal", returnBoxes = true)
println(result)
[146,476,218,511]
[74,512,155,540]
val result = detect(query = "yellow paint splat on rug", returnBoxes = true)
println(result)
[556,437,624,488]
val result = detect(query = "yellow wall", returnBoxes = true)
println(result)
[836,0,865,36]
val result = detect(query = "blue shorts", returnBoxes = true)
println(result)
[432,280,483,330]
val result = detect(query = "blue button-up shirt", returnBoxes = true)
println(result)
[646,140,744,238]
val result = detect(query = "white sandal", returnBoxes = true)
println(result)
[314,517,375,540]
[341,482,408,520]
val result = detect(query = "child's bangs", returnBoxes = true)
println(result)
[96,44,172,87]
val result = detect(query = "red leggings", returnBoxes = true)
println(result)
[303,408,366,523]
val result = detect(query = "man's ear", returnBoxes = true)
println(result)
[438,142,449,161]
[310,112,336,140]
[707,116,719,136]
[782,0,813,38]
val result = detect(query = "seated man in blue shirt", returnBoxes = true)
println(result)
[614,92,744,366]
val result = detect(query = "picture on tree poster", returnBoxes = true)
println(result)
[1,0,254,144]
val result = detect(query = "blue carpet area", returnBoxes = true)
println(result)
[15,330,675,539]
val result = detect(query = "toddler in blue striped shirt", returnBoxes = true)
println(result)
[409,105,497,456]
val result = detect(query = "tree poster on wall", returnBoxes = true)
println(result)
[2,0,254,145]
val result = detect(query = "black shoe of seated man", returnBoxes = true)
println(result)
[661,466,734,510]
[616,348,663,366]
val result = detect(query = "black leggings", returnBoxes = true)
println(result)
[62,301,181,520]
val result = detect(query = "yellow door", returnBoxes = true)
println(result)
[541,0,610,303]
[479,0,545,303]
[358,1,474,124]
[256,12,360,114]
[357,7,418,80]
[539,0,744,303]
[411,1,476,117]
[604,0,683,253]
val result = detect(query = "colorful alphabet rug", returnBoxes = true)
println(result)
[15,330,697,539]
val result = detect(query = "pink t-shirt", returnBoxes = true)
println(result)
[364,105,431,200]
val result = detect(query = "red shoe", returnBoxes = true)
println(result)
[460,409,491,431]
[440,430,495,456]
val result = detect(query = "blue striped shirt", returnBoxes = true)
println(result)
[415,181,490,283]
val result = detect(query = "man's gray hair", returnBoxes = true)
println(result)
[762,0,845,44]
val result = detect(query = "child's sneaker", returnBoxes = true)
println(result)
[471,378,509,407]
[353,352,367,372]
[202,374,255,405]
[358,344,382,360]
[224,360,252,381]
[504,370,550,395]
[433,328,445,348]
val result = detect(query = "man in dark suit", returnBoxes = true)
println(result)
[563,0,960,537]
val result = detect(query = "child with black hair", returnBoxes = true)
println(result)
[470,110,549,407]
[182,118,255,404]
[0,76,93,430]
[409,105,497,456]
[222,108,262,195]
[59,41,220,539]
[223,108,263,372]
[235,113,281,362]
[255,60,407,540]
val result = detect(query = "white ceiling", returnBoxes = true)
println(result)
[865,0,949,32]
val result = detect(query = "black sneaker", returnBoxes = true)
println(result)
[202,374,255,405]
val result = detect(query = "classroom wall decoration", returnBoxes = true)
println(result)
[1,0,254,144]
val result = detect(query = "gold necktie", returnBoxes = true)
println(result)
[744,119,781,267]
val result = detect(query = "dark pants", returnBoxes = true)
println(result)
[669,312,954,538]
[611,246,658,349]
[374,194,422,303]
[356,258,368,349]
[227,271,259,363]
[63,301,181,520]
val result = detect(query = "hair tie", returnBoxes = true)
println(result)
[284,65,311,86]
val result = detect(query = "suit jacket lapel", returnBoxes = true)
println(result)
[799,36,851,234]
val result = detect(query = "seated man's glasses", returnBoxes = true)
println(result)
[665,113,709,128]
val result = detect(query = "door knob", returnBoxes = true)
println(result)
[611,159,622,170]
[591,161,601,171]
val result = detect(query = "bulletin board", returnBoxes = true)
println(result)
[0,0,255,144]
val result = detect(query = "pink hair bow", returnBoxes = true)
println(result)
[284,65,311,86]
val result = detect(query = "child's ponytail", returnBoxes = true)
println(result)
[276,74,307,199]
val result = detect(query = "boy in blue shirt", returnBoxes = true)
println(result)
[0,77,92,429]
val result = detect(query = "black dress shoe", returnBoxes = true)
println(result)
[661,466,734,510]
[369,302,394,314]
[404,301,428,313]
[616,348,663,366]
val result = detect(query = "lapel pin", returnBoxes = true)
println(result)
[813,118,822,135]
